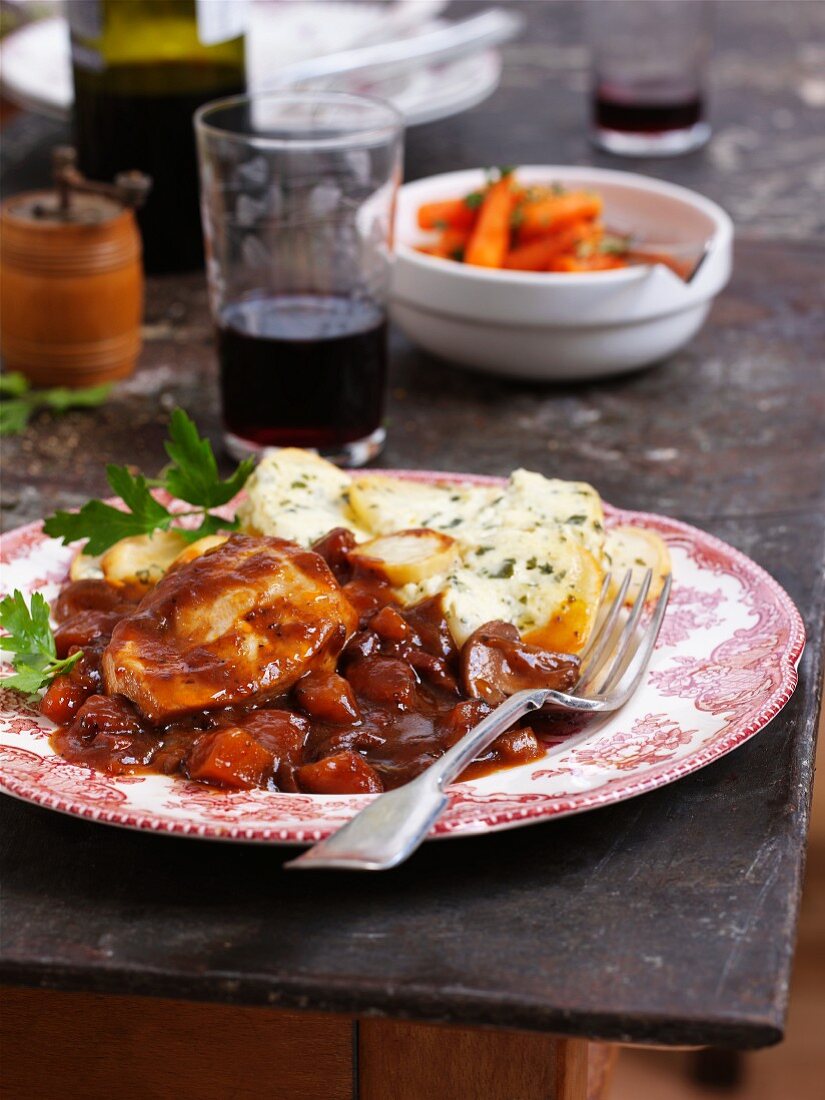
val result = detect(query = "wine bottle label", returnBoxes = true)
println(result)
[196,0,248,46]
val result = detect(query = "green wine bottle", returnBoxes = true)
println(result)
[69,0,246,274]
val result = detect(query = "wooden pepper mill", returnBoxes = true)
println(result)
[0,148,151,388]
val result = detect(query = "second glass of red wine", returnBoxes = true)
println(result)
[195,92,403,466]
[585,0,712,158]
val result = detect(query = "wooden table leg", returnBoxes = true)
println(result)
[359,1019,591,1100]
[1,987,616,1100]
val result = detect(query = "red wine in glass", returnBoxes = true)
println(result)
[217,294,387,460]
[595,79,703,133]
[592,77,709,154]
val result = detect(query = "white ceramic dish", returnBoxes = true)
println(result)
[391,166,733,381]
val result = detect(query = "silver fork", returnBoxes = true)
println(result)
[285,568,671,872]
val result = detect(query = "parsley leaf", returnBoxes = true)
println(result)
[0,400,31,437]
[0,372,111,437]
[0,372,29,398]
[43,497,172,556]
[40,384,112,412]
[185,512,241,542]
[42,408,254,556]
[598,234,631,257]
[491,558,516,579]
[163,409,255,508]
[0,590,81,694]
[106,465,171,522]
[45,467,175,556]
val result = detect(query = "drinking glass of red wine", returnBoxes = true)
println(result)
[195,92,403,465]
[586,0,712,157]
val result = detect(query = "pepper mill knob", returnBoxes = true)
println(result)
[53,145,152,214]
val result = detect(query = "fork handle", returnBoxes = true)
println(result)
[285,688,549,871]
[427,687,551,786]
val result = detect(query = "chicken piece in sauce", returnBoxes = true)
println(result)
[101,534,358,723]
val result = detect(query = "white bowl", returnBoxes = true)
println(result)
[390,166,733,381]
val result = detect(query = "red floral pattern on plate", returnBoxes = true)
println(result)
[572,712,697,771]
[0,475,805,844]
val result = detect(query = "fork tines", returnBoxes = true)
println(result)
[575,568,672,706]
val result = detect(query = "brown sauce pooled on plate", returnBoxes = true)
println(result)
[42,531,579,795]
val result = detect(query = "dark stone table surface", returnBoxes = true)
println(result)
[1,0,823,1049]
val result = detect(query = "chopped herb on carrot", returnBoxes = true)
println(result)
[414,169,680,275]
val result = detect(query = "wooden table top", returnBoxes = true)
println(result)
[1,0,823,1049]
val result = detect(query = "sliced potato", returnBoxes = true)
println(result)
[69,551,104,582]
[100,529,190,597]
[604,525,671,606]
[349,528,459,586]
[170,533,230,570]
[348,475,497,538]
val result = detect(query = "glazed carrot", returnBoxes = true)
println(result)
[549,254,627,273]
[502,235,563,271]
[434,226,472,259]
[517,191,604,240]
[503,220,599,270]
[415,227,471,261]
[417,197,481,231]
[464,178,516,268]
[186,728,274,789]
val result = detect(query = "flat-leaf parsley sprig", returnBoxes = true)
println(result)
[43,409,255,555]
[0,591,81,693]
[0,371,112,437]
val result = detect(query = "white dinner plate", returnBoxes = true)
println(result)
[0,473,804,844]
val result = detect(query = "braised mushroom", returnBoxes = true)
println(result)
[461,620,580,706]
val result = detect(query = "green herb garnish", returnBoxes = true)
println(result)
[0,591,80,694]
[0,372,111,437]
[598,234,631,256]
[43,409,255,556]
[491,558,516,579]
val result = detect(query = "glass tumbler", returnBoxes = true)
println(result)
[586,0,712,157]
[195,92,403,465]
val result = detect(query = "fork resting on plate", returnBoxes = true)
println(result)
[286,568,671,872]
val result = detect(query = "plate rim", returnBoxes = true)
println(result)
[0,472,806,845]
